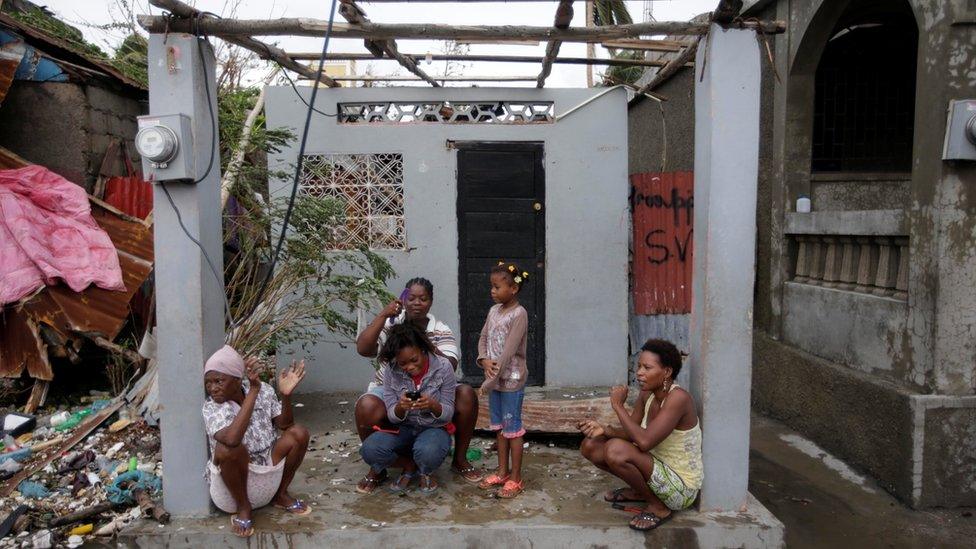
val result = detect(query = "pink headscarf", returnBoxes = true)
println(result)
[204,345,245,378]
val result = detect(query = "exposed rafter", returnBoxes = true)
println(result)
[320,75,538,82]
[631,38,700,101]
[338,0,440,87]
[536,0,574,88]
[601,39,692,53]
[288,52,674,69]
[146,0,338,87]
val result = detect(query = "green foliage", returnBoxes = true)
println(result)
[5,5,149,87]
[593,0,634,27]
[605,50,646,86]
[219,90,395,356]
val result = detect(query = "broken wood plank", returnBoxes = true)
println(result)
[476,394,618,434]
[602,39,691,52]
[536,0,574,88]
[632,38,700,100]
[146,0,338,87]
[133,488,170,524]
[23,380,49,414]
[0,398,125,497]
[90,336,146,367]
[49,502,116,528]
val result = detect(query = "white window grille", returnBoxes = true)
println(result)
[299,153,406,250]
[337,101,555,124]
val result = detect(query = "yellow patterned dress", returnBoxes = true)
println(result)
[639,385,703,510]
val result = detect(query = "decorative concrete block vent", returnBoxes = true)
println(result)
[299,153,406,250]
[337,101,554,124]
[790,234,909,300]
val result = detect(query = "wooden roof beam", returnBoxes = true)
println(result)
[536,0,574,88]
[138,17,765,41]
[146,0,339,87]
[338,0,441,87]
[601,39,693,52]
[289,52,677,68]
[632,38,700,99]
[315,75,539,82]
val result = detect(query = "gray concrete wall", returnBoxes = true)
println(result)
[748,0,976,507]
[265,86,629,393]
[0,81,144,190]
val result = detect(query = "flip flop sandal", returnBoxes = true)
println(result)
[451,464,485,484]
[496,479,525,499]
[628,511,673,532]
[604,487,646,503]
[418,474,438,494]
[612,503,643,514]
[231,516,254,538]
[387,472,417,493]
[275,499,312,516]
[478,473,510,490]
[356,469,389,494]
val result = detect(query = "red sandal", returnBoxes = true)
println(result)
[496,479,525,499]
[478,473,509,490]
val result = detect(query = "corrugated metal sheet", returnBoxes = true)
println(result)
[630,171,694,315]
[0,149,154,380]
[104,176,152,219]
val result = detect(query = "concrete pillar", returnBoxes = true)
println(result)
[148,34,224,516]
[688,24,761,512]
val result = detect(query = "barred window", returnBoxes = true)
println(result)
[299,153,406,250]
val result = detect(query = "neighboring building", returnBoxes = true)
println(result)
[0,1,147,192]
[628,0,976,508]
[266,87,629,392]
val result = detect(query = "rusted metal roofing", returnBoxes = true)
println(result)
[631,171,694,315]
[0,12,146,91]
[0,39,24,103]
[0,149,154,380]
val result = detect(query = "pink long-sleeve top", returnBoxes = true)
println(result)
[477,303,528,392]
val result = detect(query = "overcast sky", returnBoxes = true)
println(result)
[40,0,715,87]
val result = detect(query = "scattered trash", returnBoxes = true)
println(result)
[466,448,483,462]
[2,413,37,438]
[337,401,349,405]
[108,418,132,433]
[17,480,51,499]
[294,403,305,408]
[67,523,93,536]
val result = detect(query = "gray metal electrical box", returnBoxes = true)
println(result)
[135,114,196,182]
[942,100,976,161]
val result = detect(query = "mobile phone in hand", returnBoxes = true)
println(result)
[406,390,421,400]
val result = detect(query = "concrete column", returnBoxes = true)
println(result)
[688,24,761,512]
[148,34,224,516]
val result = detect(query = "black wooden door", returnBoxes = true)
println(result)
[456,142,545,386]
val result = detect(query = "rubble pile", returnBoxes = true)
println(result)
[0,393,164,548]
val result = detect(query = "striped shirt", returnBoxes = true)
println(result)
[374,312,460,384]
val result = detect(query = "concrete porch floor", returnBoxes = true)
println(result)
[119,391,783,548]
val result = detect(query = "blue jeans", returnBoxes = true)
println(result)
[359,425,451,475]
[489,389,525,438]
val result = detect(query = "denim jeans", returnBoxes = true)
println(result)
[359,425,451,475]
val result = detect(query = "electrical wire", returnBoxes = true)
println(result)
[159,181,236,330]
[240,0,340,323]
[277,64,338,117]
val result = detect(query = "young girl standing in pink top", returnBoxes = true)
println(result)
[477,261,530,498]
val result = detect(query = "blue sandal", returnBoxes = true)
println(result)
[418,474,438,494]
[274,498,312,516]
[387,472,416,493]
[231,516,254,537]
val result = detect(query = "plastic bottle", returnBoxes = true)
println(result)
[128,457,138,473]
[796,195,811,213]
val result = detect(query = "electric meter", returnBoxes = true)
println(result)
[135,125,179,167]
[943,100,976,161]
[136,114,197,182]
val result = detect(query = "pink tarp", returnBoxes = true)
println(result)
[0,165,123,306]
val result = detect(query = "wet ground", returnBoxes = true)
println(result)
[119,392,976,547]
[749,415,976,548]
